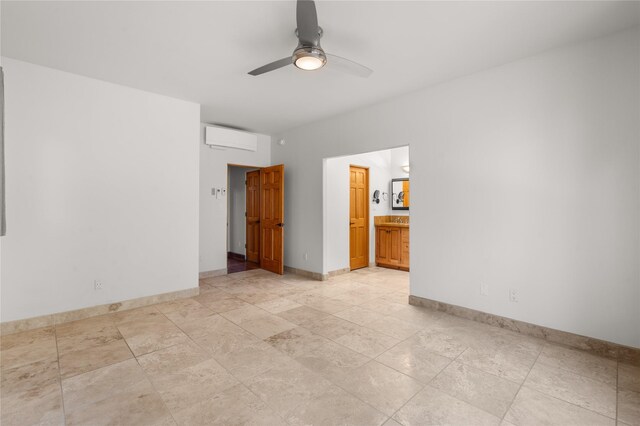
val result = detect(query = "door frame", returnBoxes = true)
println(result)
[227,163,261,263]
[349,164,370,271]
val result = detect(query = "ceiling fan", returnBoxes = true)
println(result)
[248,0,373,78]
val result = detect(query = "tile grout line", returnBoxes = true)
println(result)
[110,309,177,421]
[53,326,68,426]
[510,343,620,421]
[329,296,428,341]
[212,322,318,425]
[520,377,620,421]
[500,340,544,421]
[383,333,466,424]
[408,340,530,421]
[296,320,377,359]
[403,299,625,392]
[452,343,538,387]
[135,306,234,425]
[533,347,620,388]
[615,360,619,422]
[119,304,245,423]
[363,310,454,383]
[297,285,423,343]
[300,354,401,424]
[372,359,429,425]
[385,356,454,425]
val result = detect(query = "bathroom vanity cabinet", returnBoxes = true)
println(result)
[374,216,409,271]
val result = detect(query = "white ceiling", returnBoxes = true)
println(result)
[2,1,638,134]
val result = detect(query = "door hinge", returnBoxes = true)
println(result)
[245,212,247,217]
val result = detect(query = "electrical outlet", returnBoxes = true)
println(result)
[509,288,518,303]
[480,283,489,296]
[304,252,309,261]
[94,280,103,290]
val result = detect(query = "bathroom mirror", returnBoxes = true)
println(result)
[391,178,409,210]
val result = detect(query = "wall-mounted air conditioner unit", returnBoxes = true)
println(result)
[205,125,258,152]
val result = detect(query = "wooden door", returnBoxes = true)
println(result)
[260,165,285,274]
[349,166,369,270]
[245,170,260,263]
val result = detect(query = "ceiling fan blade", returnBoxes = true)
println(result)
[248,57,292,76]
[296,0,319,46]
[326,53,373,78]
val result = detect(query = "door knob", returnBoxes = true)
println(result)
[277,223,285,227]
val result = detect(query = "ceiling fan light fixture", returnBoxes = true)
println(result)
[293,47,326,71]
[247,0,372,77]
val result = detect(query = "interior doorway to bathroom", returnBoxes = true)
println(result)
[324,146,410,277]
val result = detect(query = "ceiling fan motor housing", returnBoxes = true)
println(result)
[294,26,323,47]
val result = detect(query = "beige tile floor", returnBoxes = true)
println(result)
[1,267,637,425]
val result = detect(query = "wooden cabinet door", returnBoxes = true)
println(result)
[260,165,284,274]
[400,227,410,268]
[245,170,260,263]
[376,226,388,264]
[388,227,402,265]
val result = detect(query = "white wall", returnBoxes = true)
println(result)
[272,29,640,347]
[227,166,250,256]
[0,58,200,322]
[389,147,410,216]
[390,147,410,180]
[199,126,270,273]
[325,147,409,272]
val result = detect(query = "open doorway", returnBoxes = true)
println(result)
[227,165,259,273]
[227,164,286,275]
[324,146,410,277]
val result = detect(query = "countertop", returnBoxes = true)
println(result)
[374,222,409,228]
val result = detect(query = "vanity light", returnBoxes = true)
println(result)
[401,165,410,173]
